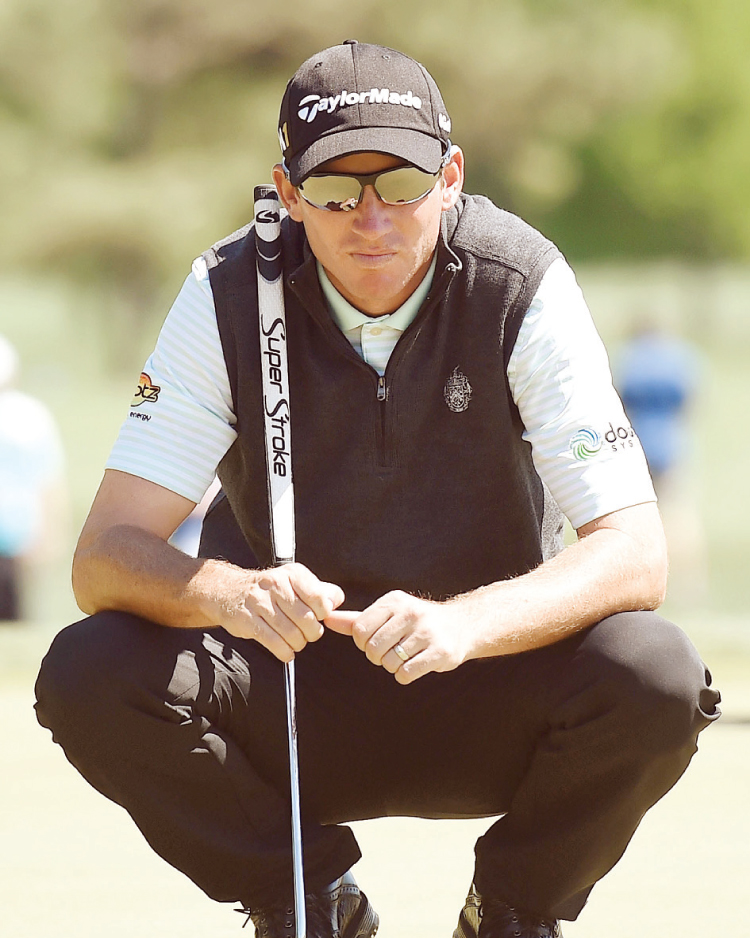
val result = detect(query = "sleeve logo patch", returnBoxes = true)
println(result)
[131,372,161,407]
[571,422,637,459]
[570,427,603,460]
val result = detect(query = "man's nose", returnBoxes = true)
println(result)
[350,185,393,235]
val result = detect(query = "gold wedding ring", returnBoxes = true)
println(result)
[393,643,410,663]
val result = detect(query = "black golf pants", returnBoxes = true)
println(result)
[34,597,718,922]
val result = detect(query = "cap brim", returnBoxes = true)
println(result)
[289,127,445,186]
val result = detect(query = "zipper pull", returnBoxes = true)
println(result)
[377,375,386,401]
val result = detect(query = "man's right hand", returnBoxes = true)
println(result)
[73,470,344,662]
[206,560,345,660]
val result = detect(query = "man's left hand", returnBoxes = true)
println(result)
[324,591,468,685]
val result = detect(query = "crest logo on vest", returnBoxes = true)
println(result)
[444,366,472,413]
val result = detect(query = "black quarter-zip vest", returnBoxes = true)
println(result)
[205,193,564,610]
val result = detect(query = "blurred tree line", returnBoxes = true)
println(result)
[1,0,749,362]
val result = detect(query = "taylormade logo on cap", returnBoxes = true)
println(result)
[297,88,423,124]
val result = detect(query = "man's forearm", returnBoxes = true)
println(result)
[72,523,236,629]
[72,520,346,662]
[451,503,667,660]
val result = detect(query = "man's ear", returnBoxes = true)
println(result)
[272,164,305,222]
[440,147,465,212]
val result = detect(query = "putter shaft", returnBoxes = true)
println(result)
[285,658,306,938]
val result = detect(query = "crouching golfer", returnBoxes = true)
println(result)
[35,40,720,938]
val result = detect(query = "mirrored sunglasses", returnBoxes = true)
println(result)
[297,164,442,212]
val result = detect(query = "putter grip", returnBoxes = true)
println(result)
[254,186,283,284]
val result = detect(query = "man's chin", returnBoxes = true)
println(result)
[348,280,409,316]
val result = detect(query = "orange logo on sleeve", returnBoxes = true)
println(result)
[131,372,161,407]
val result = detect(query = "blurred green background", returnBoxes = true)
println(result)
[2,4,749,935]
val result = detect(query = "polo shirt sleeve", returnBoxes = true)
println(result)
[507,258,656,530]
[106,258,237,504]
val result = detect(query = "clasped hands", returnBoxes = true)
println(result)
[216,560,468,685]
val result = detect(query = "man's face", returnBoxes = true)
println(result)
[273,149,464,316]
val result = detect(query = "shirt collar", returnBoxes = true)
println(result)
[318,254,438,334]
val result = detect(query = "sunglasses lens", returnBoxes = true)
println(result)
[299,166,439,211]
[375,166,437,204]
[299,175,362,210]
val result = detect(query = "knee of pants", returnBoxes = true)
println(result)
[34,611,190,742]
[573,611,720,755]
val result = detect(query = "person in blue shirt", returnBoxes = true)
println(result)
[616,322,701,495]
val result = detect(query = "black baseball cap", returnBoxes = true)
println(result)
[278,40,453,186]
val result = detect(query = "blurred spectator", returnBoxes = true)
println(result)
[615,320,706,603]
[0,335,67,621]
[615,320,701,495]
